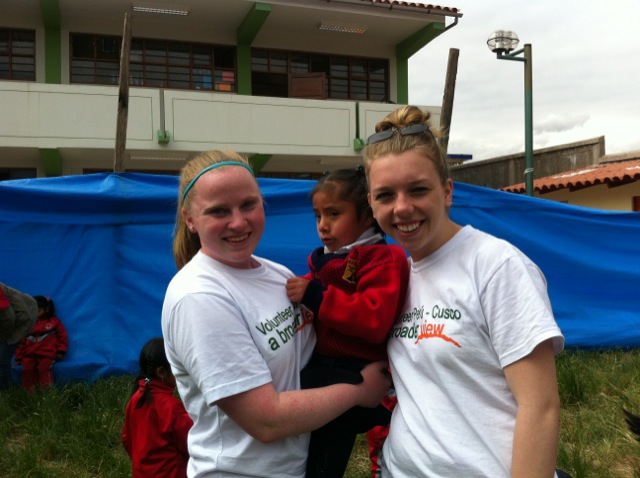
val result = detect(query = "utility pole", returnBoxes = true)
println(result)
[113,12,132,172]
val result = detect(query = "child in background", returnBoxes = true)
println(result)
[122,337,193,478]
[286,167,409,478]
[14,296,68,390]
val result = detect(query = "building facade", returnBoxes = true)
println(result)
[1,0,461,179]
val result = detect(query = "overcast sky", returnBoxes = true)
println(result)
[408,0,640,161]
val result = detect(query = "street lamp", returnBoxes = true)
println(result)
[487,30,534,197]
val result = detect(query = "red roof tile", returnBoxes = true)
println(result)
[503,159,640,194]
[362,0,462,16]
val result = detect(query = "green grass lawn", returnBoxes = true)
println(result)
[1,348,640,477]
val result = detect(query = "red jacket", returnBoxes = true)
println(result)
[122,379,193,478]
[300,242,409,361]
[14,315,68,360]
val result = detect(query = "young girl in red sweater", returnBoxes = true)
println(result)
[122,337,193,478]
[14,296,68,390]
[286,167,409,478]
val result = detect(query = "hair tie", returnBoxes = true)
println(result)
[181,161,254,203]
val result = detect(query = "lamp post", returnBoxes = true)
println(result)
[487,30,534,197]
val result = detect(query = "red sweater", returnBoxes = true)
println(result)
[122,379,193,478]
[300,242,409,361]
[14,315,68,360]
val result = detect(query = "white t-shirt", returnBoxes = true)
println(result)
[162,251,316,478]
[382,226,564,478]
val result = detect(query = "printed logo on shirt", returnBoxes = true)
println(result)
[254,304,313,351]
[388,304,462,348]
[342,257,357,284]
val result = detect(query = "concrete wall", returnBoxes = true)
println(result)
[450,137,606,189]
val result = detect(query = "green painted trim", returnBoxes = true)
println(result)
[157,130,171,144]
[41,0,62,84]
[396,57,409,105]
[39,148,62,177]
[237,44,252,96]
[395,22,445,103]
[236,3,271,96]
[396,22,445,59]
[237,3,271,44]
[40,0,61,29]
[44,28,62,84]
[249,154,271,174]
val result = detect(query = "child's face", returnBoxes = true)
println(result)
[37,307,46,318]
[312,190,372,253]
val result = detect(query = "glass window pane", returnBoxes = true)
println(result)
[145,64,167,87]
[168,42,190,65]
[215,70,235,92]
[145,40,167,63]
[330,57,348,78]
[370,81,386,101]
[12,31,35,56]
[351,79,367,99]
[291,53,308,73]
[192,67,213,89]
[270,52,287,73]
[130,63,144,85]
[310,55,329,74]
[214,46,234,68]
[193,45,213,65]
[72,34,95,58]
[0,56,9,78]
[71,60,95,83]
[370,60,387,81]
[0,31,9,54]
[168,66,190,88]
[130,40,143,62]
[330,78,348,98]
[252,49,268,71]
[95,61,118,84]
[97,38,119,60]
[350,59,366,77]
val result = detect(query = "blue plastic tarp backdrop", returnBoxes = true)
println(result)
[1,172,639,384]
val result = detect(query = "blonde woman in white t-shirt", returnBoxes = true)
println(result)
[161,150,391,478]
[363,106,567,478]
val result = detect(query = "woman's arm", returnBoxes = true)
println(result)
[216,360,391,443]
[505,339,560,478]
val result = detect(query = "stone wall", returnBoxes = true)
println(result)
[450,136,605,189]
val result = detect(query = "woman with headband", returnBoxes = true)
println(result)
[161,150,391,477]
[363,106,565,478]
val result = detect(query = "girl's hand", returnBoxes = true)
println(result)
[286,277,310,303]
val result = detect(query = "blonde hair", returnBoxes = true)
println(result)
[362,105,449,184]
[173,151,254,270]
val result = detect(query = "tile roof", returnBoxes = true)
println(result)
[502,159,640,194]
[362,0,462,16]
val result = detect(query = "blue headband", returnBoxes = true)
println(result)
[181,161,254,203]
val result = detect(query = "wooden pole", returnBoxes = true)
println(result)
[113,12,132,172]
[439,48,459,158]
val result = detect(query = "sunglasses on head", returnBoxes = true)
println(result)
[366,123,431,145]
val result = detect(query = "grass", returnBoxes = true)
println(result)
[1,349,640,477]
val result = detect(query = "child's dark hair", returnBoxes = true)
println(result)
[131,337,171,408]
[34,296,55,317]
[311,166,382,234]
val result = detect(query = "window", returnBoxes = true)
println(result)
[0,28,36,81]
[0,168,37,181]
[70,34,236,92]
[251,48,388,101]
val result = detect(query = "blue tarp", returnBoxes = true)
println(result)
[1,173,639,383]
